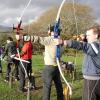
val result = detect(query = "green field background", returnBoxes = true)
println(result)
[0,54,83,100]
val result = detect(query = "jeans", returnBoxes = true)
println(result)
[42,65,64,100]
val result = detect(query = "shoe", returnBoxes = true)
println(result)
[4,77,9,82]
[0,69,2,73]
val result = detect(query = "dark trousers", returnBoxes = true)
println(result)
[83,79,100,100]
[6,59,19,78]
[19,59,35,90]
[42,65,64,100]
[0,59,2,71]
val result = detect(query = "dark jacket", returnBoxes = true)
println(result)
[67,40,100,76]
[2,41,17,61]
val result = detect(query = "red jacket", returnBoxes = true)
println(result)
[21,41,33,60]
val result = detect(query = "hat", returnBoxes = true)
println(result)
[48,24,62,33]
[23,34,31,42]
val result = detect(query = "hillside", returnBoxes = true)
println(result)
[0,25,12,33]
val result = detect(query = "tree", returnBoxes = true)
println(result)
[25,3,95,38]
[0,33,9,46]
[24,3,96,54]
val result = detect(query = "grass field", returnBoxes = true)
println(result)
[0,54,83,100]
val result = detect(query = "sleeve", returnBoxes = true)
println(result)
[32,36,59,46]
[19,45,27,57]
[2,44,8,58]
[86,42,99,56]
[67,40,99,56]
[39,37,59,46]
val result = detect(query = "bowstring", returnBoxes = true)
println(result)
[16,0,32,78]
[72,0,79,69]
[18,0,32,22]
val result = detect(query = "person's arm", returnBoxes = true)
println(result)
[16,44,27,58]
[2,44,8,58]
[32,36,59,46]
[64,40,85,50]
[15,34,60,46]
[64,40,99,56]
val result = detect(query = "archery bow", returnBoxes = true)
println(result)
[72,0,79,68]
[13,0,32,78]
[54,0,72,95]
[13,1,32,100]
[13,20,28,78]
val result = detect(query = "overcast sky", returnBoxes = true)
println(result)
[0,0,100,26]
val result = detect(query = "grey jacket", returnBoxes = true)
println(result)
[67,40,100,76]
[2,41,17,61]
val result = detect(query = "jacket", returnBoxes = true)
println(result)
[32,36,60,66]
[21,41,33,60]
[3,41,17,60]
[67,40,100,76]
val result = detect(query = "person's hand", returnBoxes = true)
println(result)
[63,40,68,46]
[58,39,64,45]
[0,56,2,60]
[54,39,63,45]
[15,34,22,40]
[79,34,87,42]
[10,54,15,58]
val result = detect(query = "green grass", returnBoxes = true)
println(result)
[0,54,83,100]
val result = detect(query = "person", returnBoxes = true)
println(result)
[16,34,35,92]
[31,25,64,100]
[63,27,100,100]
[2,37,19,82]
[0,46,4,73]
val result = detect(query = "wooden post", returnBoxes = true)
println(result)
[72,68,76,80]
[9,63,15,88]
[27,81,31,100]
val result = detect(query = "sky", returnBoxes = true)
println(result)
[0,0,100,26]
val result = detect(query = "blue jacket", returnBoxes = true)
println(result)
[67,40,100,76]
